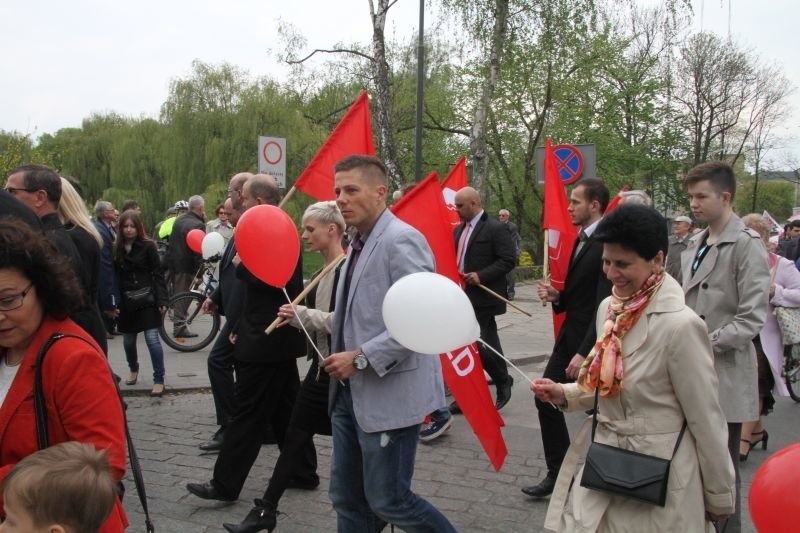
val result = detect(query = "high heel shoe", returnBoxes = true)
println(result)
[125,371,138,385]
[222,499,277,532]
[750,429,769,451]
[739,439,752,462]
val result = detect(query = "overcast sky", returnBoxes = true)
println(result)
[2,0,797,166]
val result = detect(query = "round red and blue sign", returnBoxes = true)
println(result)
[553,144,584,185]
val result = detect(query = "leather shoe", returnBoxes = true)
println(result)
[286,474,320,490]
[186,481,236,502]
[521,476,556,498]
[223,499,277,532]
[199,428,225,452]
[495,376,514,410]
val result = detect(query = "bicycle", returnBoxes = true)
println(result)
[159,257,221,352]
[784,345,800,402]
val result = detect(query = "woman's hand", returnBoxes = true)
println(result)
[770,283,776,299]
[531,378,566,405]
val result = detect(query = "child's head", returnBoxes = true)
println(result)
[1,442,118,533]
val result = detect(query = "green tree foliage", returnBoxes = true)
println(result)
[735,180,794,221]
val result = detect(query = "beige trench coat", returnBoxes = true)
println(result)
[681,214,770,422]
[545,276,735,532]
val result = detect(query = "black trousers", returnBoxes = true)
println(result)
[212,359,317,498]
[717,422,742,533]
[207,321,237,428]
[476,312,510,386]
[535,349,572,478]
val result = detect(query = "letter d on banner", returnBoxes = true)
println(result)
[447,345,476,377]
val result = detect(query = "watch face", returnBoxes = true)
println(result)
[354,354,368,370]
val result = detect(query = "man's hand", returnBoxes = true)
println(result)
[229,332,237,345]
[201,298,217,314]
[536,280,559,303]
[706,511,731,524]
[321,350,359,381]
[565,354,586,380]
[461,272,480,286]
[104,308,120,319]
[232,253,241,267]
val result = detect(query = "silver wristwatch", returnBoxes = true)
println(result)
[353,349,369,371]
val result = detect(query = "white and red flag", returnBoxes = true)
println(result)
[440,156,468,228]
[392,173,507,471]
[542,138,577,338]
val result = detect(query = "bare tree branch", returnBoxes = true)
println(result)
[287,48,373,65]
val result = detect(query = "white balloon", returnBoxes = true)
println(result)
[382,272,480,354]
[201,231,225,259]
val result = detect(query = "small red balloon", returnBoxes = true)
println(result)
[749,442,800,533]
[186,229,205,254]
[235,205,300,287]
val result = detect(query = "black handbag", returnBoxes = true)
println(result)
[35,333,156,532]
[579,387,687,507]
[123,286,155,311]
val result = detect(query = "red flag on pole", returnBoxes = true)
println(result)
[293,90,376,200]
[441,156,468,228]
[605,185,630,214]
[392,173,507,471]
[543,138,578,338]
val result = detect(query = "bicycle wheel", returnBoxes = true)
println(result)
[159,291,220,352]
[785,346,800,402]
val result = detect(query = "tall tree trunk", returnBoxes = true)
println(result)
[369,0,404,189]
[470,0,508,199]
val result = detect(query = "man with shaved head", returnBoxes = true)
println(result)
[450,186,516,414]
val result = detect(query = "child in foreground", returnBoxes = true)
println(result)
[0,441,118,533]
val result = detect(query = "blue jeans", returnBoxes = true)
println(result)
[123,329,165,384]
[330,385,456,533]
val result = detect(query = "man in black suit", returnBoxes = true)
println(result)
[186,174,318,502]
[451,186,516,410]
[777,220,800,263]
[523,177,612,498]
[198,173,252,451]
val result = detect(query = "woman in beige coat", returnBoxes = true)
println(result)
[533,205,735,532]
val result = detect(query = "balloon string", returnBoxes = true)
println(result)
[282,288,326,365]
[477,338,533,385]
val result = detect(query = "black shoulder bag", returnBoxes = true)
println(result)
[579,386,687,507]
[34,333,155,533]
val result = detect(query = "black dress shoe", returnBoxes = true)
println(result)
[199,428,225,452]
[223,499,277,532]
[521,476,556,498]
[186,481,236,502]
[495,376,514,410]
[286,474,320,490]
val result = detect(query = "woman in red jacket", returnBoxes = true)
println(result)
[0,219,128,532]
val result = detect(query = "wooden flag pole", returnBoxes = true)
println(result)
[278,185,298,209]
[542,230,549,307]
[476,283,532,317]
[265,254,346,334]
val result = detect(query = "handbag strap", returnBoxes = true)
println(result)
[590,386,688,458]
[33,333,155,533]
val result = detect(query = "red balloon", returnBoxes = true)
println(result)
[749,442,800,533]
[235,204,300,287]
[186,229,205,254]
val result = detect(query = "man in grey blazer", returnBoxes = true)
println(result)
[321,155,455,532]
[681,161,769,533]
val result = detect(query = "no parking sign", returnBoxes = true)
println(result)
[258,136,287,188]
[535,143,596,185]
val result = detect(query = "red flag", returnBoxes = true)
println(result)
[543,138,577,338]
[605,185,629,214]
[293,90,376,200]
[440,156,468,228]
[392,173,507,471]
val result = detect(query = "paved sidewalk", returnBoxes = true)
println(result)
[112,282,791,532]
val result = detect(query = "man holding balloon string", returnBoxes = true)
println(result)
[321,155,455,532]
[186,174,319,503]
